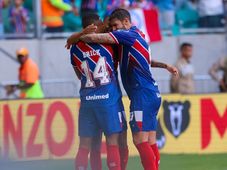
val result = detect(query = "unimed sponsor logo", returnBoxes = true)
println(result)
[85,93,109,101]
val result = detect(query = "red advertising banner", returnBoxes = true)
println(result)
[0,94,226,160]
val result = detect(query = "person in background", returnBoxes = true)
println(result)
[0,0,10,37]
[224,0,227,18]
[153,0,175,29]
[105,0,125,16]
[41,0,76,32]
[130,0,154,9]
[80,0,99,17]
[170,43,195,94]
[5,48,44,98]
[62,0,82,32]
[9,0,29,33]
[175,0,197,10]
[209,56,227,92]
[198,0,225,28]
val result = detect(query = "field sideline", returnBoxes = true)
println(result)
[1,154,227,170]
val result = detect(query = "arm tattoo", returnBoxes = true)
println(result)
[150,60,168,68]
[80,33,116,44]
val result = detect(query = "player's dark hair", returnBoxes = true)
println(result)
[109,8,131,22]
[82,13,100,28]
[180,43,192,51]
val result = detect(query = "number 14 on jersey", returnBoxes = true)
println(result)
[81,57,110,87]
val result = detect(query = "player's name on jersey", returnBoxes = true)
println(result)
[83,49,101,58]
[85,93,109,101]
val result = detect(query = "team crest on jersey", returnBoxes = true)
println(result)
[163,100,191,138]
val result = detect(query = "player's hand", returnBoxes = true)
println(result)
[65,39,72,50]
[65,33,79,50]
[167,65,179,77]
[65,24,97,50]
[5,85,16,96]
[82,24,97,35]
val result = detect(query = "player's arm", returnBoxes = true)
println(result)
[208,58,222,82]
[208,57,226,90]
[15,82,33,90]
[80,29,134,45]
[72,66,81,80]
[65,32,83,49]
[80,33,116,44]
[151,60,179,77]
[65,24,97,49]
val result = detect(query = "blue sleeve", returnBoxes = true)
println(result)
[110,30,135,46]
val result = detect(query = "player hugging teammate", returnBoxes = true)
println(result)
[66,8,178,170]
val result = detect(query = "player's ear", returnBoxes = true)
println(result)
[123,18,129,25]
[123,18,131,29]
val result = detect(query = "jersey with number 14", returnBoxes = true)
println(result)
[70,41,121,106]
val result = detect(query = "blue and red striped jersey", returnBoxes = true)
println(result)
[109,26,159,99]
[70,41,121,106]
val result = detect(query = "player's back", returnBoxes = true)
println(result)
[70,41,121,106]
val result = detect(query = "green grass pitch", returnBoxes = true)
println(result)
[1,154,227,170]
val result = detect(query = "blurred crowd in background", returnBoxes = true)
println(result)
[0,0,227,36]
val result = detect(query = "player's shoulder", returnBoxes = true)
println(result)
[97,43,114,53]
[131,26,146,38]
[70,44,76,53]
[112,28,132,35]
[71,41,85,50]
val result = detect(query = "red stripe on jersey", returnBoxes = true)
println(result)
[136,29,146,39]
[77,41,113,72]
[76,42,100,63]
[109,32,119,44]
[129,52,142,68]
[72,54,83,73]
[100,44,114,57]
[133,40,150,64]
[86,44,113,72]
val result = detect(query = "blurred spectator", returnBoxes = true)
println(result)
[153,0,175,29]
[9,0,29,33]
[62,0,81,32]
[175,0,188,10]
[80,0,99,17]
[198,0,225,28]
[5,48,44,98]
[0,0,9,37]
[224,0,227,19]
[130,0,154,9]
[41,0,73,32]
[23,0,32,11]
[209,56,227,92]
[175,0,199,28]
[170,43,195,94]
[175,0,197,10]
[105,0,125,16]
